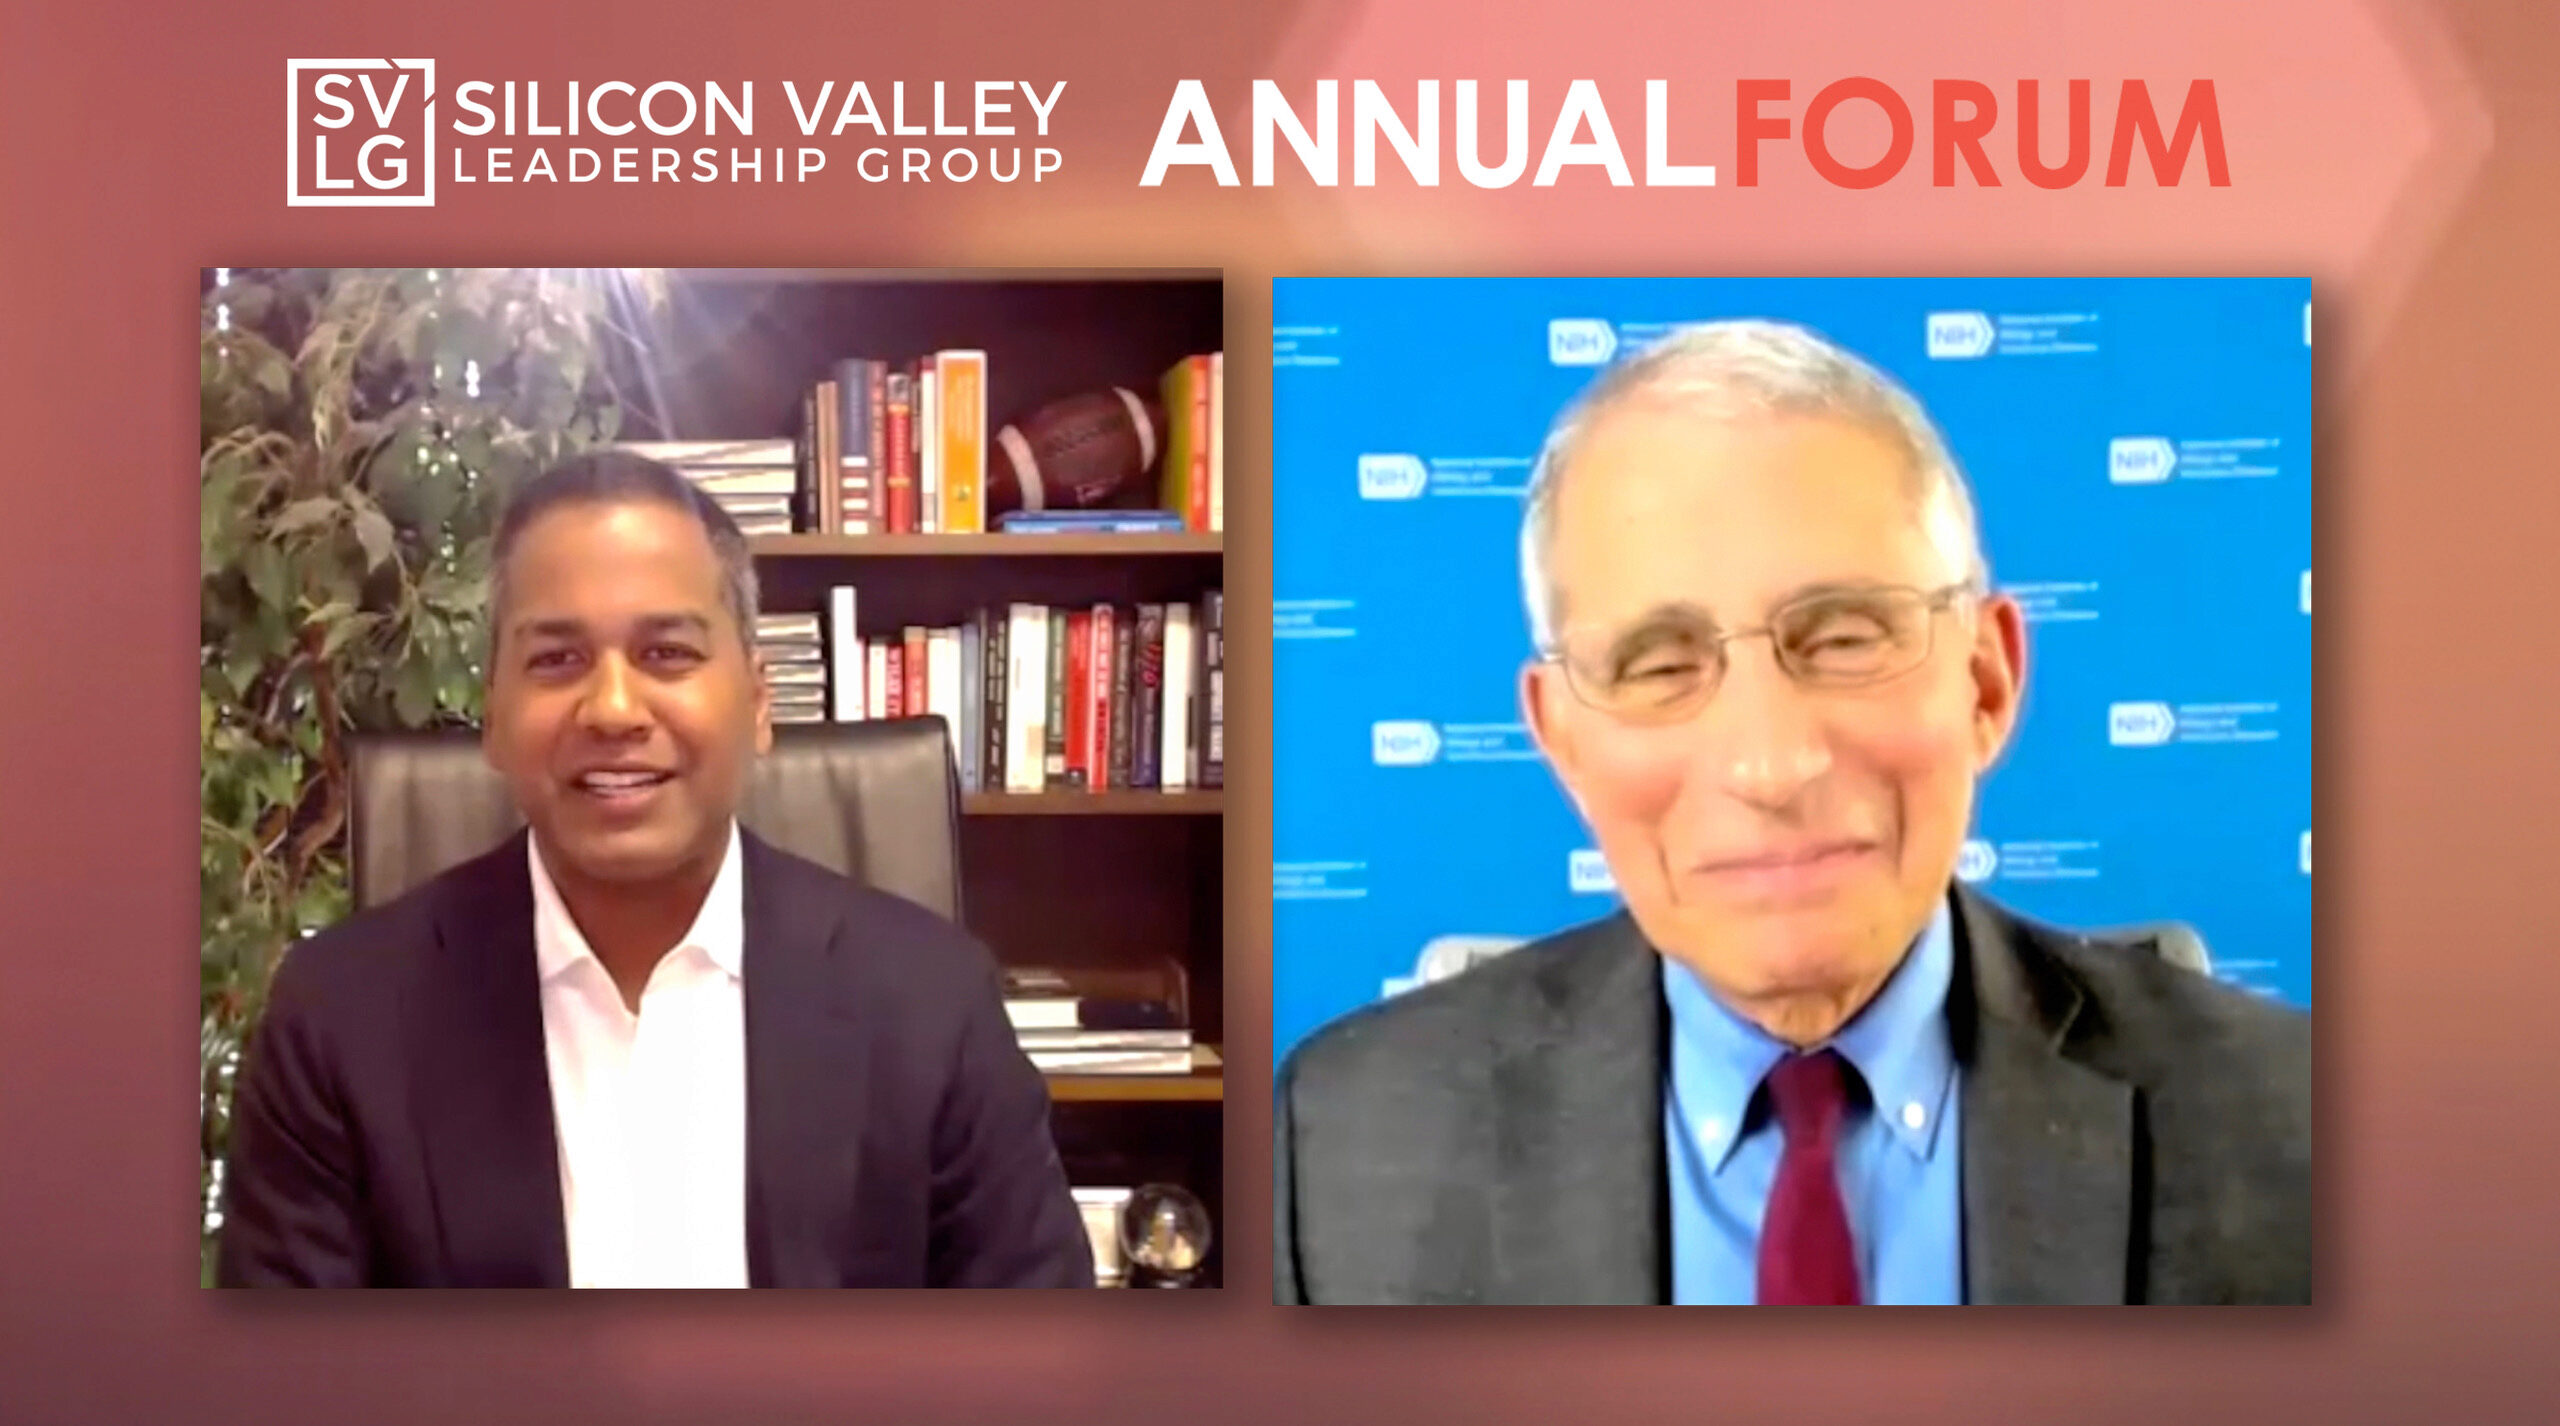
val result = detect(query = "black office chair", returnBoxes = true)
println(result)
[347,718,963,920]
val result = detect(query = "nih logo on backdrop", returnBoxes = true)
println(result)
[2107,701,2179,747]
[1568,849,1617,895]
[1371,720,1442,766]
[1548,319,1619,366]
[1956,838,2000,883]
[2108,436,2179,484]
[288,60,436,206]
[1925,311,1995,359]
[1356,453,1429,501]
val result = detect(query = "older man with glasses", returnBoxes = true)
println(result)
[1273,320,2310,1307]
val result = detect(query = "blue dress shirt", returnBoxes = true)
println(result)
[1663,902,1964,1305]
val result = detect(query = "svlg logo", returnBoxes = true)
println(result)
[1548,319,1618,367]
[288,59,436,206]
[1356,453,1428,501]
[1925,311,1994,359]
[1370,720,1441,766]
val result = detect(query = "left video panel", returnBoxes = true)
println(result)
[199,268,1227,1288]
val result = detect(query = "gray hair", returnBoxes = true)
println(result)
[1518,319,1988,651]
[487,448,760,661]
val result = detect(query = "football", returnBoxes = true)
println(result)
[988,387,1165,515]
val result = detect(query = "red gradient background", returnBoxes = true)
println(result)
[2,0,2553,1419]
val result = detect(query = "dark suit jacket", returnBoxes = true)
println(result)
[1274,887,2311,1304]
[217,829,1093,1288]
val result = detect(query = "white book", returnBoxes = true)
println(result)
[827,586,862,722]
[929,627,964,772]
[1005,604,1049,793]
[865,638,889,720]
[918,365,941,535]
[1207,351,1224,534]
[1160,602,1195,791]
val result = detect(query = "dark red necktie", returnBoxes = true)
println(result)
[1756,1049,1862,1305]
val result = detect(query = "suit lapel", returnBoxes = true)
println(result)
[411,832,570,1287]
[1488,916,1666,1304]
[739,833,869,1288]
[1954,889,2135,1306]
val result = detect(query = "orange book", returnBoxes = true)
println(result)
[1064,608,1092,789]
[903,626,928,718]
[936,349,987,535]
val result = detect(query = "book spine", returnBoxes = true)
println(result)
[931,628,964,776]
[814,378,842,537]
[797,386,819,533]
[1006,603,1046,793]
[882,640,905,719]
[1043,606,1069,787]
[1157,361,1191,525]
[1133,603,1165,790]
[865,638,888,719]
[1088,603,1115,792]
[1108,602,1136,790]
[1199,590,1223,788]
[980,607,1007,796]
[918,357,940,535]
[884,370,915,534]
[828,586,861,722]
[903,626,928,719]
[1064,609,1092,790]
[959,619,982,792]
[1207,351,1224,534]
[831,361,873,536]
[1161,602,1194,790]
[1185,357,1212,532]
[937,349,987,535]
[863,360,886,532]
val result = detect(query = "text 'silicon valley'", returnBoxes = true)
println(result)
[287,59,436,207]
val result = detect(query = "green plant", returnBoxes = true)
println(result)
[198,268,661,1279]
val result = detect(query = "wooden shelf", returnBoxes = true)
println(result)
[753,532,1220,559]
[1045,1064,1224,1104]
[965,790,1221,817]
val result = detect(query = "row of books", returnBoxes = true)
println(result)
[768,592,1225,795]
[1006,968,1198,1077]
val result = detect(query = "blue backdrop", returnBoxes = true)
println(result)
[1272,277,2312,1065]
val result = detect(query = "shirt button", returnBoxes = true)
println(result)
[1902,1102,1927,1130]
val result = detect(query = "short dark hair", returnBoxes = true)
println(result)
[487,449,760,658]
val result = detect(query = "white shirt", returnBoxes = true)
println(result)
[530,824,750,1289]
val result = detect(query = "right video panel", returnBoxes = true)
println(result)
[1270,277,2312,1306]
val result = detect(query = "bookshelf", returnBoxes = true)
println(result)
[606,269,1226,1286]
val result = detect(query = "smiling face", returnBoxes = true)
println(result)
[1523,403,2025,1029]
[482,498,770,889]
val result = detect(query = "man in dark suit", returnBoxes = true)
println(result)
[217,451,1092,1288]
[1274,321,2310,1305]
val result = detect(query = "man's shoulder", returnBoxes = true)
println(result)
[742,834,992,985]
[1281,915,1635,1100]
[263,841,517,1023]
[2004,903,2310,1104]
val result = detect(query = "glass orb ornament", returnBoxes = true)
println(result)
[1119,1183,1212,1287]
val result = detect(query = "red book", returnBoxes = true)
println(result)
[903,626,928,719]
[1185,356,1212,532]
[884,369,916,534]
[1064,609,1092,789]
[882,642,905,719]
[1088,604,1116,792]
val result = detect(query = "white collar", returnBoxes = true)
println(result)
[528,822,746,984]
